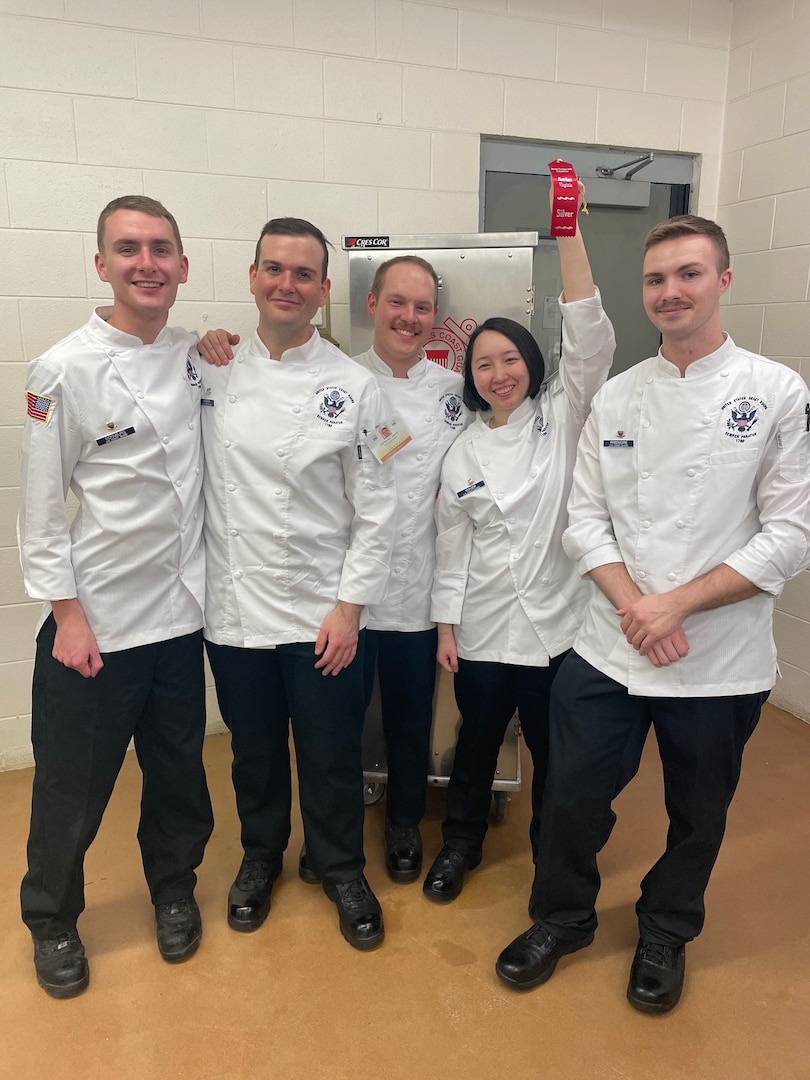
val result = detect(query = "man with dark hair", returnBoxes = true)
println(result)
[18,195,213,998]
[495,214,810,1013]
[201,218,397,950]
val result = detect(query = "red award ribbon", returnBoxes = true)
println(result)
[548,159,579,237]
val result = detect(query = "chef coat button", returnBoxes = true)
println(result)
[641,471,649,479]
[293,406,302,414]
[107,350,117,358]
[237,356,244,363]
[721,370,729,377]
[181,524,186,533]
[510,552,518,560]
[638,571,647,580]
[530,470,538,479]
[496,492,504,499]
[508,517,515,524]
[175,480,182,487]
[676,520,685,529]
[162,436,169,444]
[667,573,677,582]
[224,440,231,448]
[428,381,436,388]
[687,468,696,477]
[277,448,286,457]
[482,459,490,466]
[309,368,317,374]
[227,483,236,492]
[416,454,424,462]
[519,589,526,596]
[534,541,541,548]
[642,520,651,529]
[393,567,402,575]
[646,376,653,384]
[179,568,184,577]
[702,416,712,425]
[234,571,243,580]
[401,530,409,538]
[407,492,415,500]
[137,392,145,400]
[541,577,549,585]
[230,529,238,536]
[425,415,433,424]
[642,419,650,428]
[228,394,236,403]
[193,513,198,520]
[275,487,283,495]
[195,467,199,475]
[188,422,195,430]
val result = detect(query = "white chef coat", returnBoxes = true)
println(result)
[565,334,810,697]
[352,347,468,632]
[18,307,206,652]
[430,291,615,666]
[202,330,397,648]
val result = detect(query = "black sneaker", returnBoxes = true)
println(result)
[155,896,202,963]
[384,821,422,883]
[228,855,282,932]
[33,929,89,999]
[627,938,685,1014]
[323,875,384,951]
[422,845,482,904]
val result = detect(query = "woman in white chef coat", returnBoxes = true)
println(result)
[423,187,619,903]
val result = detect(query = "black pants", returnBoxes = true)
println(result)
[363,628,437,827]
[205,636,367,884]
[532,651,767,946]
[21,618,213,939]
[441,653,568,858]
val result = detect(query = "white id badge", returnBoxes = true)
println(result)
[365,415,412,463]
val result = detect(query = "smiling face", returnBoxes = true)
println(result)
[470,329,531,427]
[250,232,330,349]
[642,234,731,354]
[94,209,188,340]
[367,261,438,373]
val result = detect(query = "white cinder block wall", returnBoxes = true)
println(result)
[0,0,807,769]
[716,0,810,721]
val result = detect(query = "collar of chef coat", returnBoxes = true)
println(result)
[364,346,429,380]
[92,305,176,349]
[247,326,322,363]
[475,393,536,432]
[655,332,734,379]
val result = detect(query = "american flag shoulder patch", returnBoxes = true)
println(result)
[27,392,54,423]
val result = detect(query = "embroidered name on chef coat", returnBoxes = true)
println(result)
[96,426,136,446]
[457,480,485,497]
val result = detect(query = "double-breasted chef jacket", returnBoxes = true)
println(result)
[564,334,810,697]
[353,347,468,632]
[18,307,206,650]
[430,291,615,667]
[202,329,397,646]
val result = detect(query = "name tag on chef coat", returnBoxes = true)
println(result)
[603,439,634,448]
[365,415,412,463]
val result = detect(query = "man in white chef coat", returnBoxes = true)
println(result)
[201,217,397,950]
[353,256,467,883]
[495,215,810,1013]
[18,195,214,999]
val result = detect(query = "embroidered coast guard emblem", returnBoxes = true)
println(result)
[316,386,355,427]
[186,355,201,385]
[728,401,757,433]
[721,394,766,443]
[440,392,464,428]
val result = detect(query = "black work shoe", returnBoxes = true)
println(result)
[323,875,384,951]
[33,929,89,999]
[422,845,482,904]
[298,844,321,885]
[228,855,283,933]
[627,939,685,1014]
[155,896,202,963]
[384,821,422,883]
[495,923,593,990]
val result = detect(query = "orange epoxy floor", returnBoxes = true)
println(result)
[1,703,808,1080]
